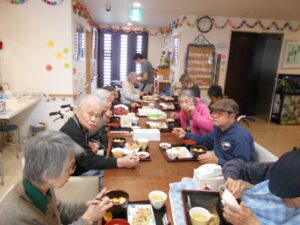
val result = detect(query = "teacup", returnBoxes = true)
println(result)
[131,117,139,126]
[189,207,211,225]
[148,190,167,210]
[166,149,177,160]
[111,148,124,158]
[137,138,149,150]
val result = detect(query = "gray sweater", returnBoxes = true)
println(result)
[0,182,88,225]
[222,159,275,185]
[121,81,140,104]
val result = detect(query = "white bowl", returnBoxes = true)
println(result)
[137,151,150,159]
[166,149,178,160]
[189,207,211,225]
[159,143,171,149]
[148,190,167,210]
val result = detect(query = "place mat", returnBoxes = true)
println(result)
[169,178,198,225]
[182,190,229,225]
[105,200,167,225]
[160,144,198,162]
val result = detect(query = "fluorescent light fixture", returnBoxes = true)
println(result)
[133,2,141,8]
[130,8,142,22]
[127,23,133,26]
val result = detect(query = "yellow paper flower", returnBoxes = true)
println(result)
[48,40,54,47]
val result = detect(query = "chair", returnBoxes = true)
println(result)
[0,151,3,185]
[0,125,21,159]
[0,125,21,185]
[55,176,99,203]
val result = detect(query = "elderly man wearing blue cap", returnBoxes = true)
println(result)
[223,148,300,225]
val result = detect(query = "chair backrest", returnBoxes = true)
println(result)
[255,142,278,163]
[55,176,99,203]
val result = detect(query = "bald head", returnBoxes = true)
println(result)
[76,95,103,130]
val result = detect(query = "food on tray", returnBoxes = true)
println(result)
[111,197,127,205]
[178,150,189,158]
[114,105,129,115]
[132,208,153,225]
[182,139,197,146]
[137,152,150,159]
[113,138,125,142]
[159,143,171,149]
[192,147,205,153]
[126,143,140,151]
[121,121,132,127]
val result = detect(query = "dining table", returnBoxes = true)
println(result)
[102,102,199,224]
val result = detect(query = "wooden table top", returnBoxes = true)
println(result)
[103,113,199,224]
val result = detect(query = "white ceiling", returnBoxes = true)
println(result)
[80,0,300,27]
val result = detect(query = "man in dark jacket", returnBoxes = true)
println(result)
[173,99,256,166]
[60,95,139,176]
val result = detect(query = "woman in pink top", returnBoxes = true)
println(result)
[171,89,213,135]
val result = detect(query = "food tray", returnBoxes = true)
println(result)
[160,144,198,162]
[160,96,176,102]
[106,200,168,225]
[182,190,229,225]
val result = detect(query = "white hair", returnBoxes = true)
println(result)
[94,88,111,103]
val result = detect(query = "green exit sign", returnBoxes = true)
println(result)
[130,8,142,22]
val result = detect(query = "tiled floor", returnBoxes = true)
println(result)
[0,118,299,198]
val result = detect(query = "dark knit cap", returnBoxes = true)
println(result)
[269,148,300,198]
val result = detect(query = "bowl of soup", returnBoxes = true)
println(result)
[190,145,207,158]
[106,190,129,213]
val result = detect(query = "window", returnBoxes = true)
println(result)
[120,34,128,82]
[103,34,112,85]
[75,23,85,61]
[98,30,148,87]
[136,35,143,74]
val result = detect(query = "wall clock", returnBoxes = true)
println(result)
[197,16,213,33]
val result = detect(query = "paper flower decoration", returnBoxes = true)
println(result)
[73,68,77,75]
[64,63,70,69]
[48,40,54,47]
[46,64,53,71]
[63,48,69,54]
[56,52,62,59]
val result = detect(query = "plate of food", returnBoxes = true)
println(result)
[124,142,141,155]
[171,146,193,159]
[127,204,156,225]
[121,121,132,128]
[137,151,150,159]
[159,143,171,149]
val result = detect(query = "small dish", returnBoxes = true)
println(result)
[159,143,171,149]
[137,151,150,159]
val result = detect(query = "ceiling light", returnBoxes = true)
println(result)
[133,2,141,8]
[127,23,133,26]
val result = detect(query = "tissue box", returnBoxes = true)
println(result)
[133,129,160,141]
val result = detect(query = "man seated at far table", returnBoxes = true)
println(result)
[60,95,139,178]
[173,99,256,166]
[121,71,144,106]
[222,148,300,225]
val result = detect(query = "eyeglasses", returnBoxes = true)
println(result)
[66,162,76,175]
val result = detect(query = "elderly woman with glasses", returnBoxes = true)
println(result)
[170,89,213,135]
[0,131,113,225]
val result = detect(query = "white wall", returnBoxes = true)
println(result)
[0,0,75,137]
[172,15,300,90]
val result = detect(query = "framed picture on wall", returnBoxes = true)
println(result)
[282,41,300,69]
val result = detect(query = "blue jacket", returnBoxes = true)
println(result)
[185,122,256,166]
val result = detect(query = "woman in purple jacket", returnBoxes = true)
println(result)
[170,89,213,135]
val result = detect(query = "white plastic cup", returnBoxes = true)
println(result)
[189,207,211,225]
[148,190,167,210]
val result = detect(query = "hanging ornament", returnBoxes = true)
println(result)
[8,0,29,4]
[42,0,64,6]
